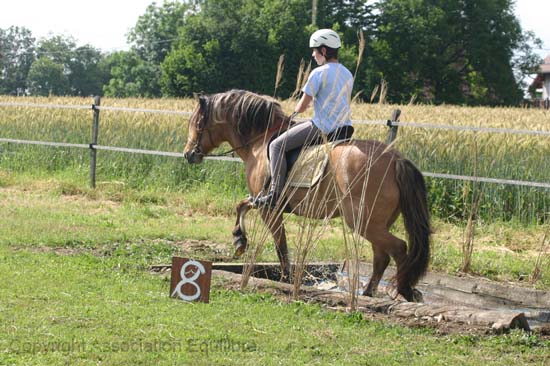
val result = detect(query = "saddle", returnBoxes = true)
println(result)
[267,125,354,188]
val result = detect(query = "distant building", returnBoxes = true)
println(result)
[530,55,550,108]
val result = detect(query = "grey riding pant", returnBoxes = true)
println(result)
[268,120,323,194]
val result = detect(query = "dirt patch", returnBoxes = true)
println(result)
[174,239,234,262]
[15,245,105,257]
[14,239,235,263]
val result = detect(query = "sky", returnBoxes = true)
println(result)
[0,0,154,52]
[0,0,549,58]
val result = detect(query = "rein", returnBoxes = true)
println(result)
[209,119,291,157]
[192,107,294,158]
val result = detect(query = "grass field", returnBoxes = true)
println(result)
[1,173,549,365]
[2,250,548,365]
[1,96,550,364]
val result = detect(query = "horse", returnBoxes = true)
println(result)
[183,89,431,301]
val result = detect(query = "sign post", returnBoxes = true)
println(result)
[170,257,212,303]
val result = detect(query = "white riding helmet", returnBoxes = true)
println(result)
[309,29,342,49]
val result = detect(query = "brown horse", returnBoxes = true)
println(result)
[183,89,431,301]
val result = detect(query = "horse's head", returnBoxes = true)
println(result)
[184,94,218,164]
[184,90,289,163]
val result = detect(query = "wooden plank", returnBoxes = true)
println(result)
[152,262,340,281]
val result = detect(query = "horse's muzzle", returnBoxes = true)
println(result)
[183,149,203,164]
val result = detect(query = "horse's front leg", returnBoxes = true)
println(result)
[259,209,290,282]
[232,198,254,257]
[232,196,289,281]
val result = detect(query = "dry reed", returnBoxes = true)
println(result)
[274,54,285,98]
[460,138,484,273]
[529,231,549,284]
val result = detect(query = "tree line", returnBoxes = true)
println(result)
[0,0,543,106]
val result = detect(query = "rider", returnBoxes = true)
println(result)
[255,28,354,208]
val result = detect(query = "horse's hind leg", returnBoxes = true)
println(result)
[366,228,425,302]
[365,229,408,298]
[341,201,407,297]
[363,244,390,297]
[340,186,424,300]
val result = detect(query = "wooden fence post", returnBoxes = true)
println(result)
[90,96,101,188]
[386,109,401,144]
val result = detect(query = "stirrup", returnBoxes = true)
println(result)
[253,191,279,209]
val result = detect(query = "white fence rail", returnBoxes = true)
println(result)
[1,100,549,190]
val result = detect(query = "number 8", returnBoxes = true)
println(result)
[172,260,206,301]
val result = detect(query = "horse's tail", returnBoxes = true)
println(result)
[395,158,431,289]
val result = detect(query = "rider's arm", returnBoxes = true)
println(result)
[294,92,313,114]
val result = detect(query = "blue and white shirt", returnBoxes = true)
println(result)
[302,62,353,134]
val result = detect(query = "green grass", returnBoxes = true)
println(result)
[1,249,549,365]
[1,170,549,288]
[1,171,549,364]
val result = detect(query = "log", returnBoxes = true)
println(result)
[213,269,530,332]
[338,260,550,309]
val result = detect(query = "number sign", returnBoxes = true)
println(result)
[170,257,212,303]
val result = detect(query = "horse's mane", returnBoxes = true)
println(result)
[209,89,286,138]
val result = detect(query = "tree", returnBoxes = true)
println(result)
[367,0,456,103]
[161,40,223,96]
[128,1,190,64]
[27,57,69,96]
[102,51,159,97]
[516,30,543,98]
[68,45,108,96]
[161,0,312,97]
[367,0,538,105]
[35,35,107,96]
[315,0,375,43]
[0,26,35,95]
[117,1,191,97]
[36,35,76,66]
[459,0,525,105]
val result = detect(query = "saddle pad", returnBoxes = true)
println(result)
[286,140,345,188]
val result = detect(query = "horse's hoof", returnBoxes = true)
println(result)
[411,288,423,303]
[361,288,374,297]
[233,239,247,258]
[387,286,406,301]
[387,286,423,302]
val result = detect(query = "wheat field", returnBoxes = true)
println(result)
[1,95,549,223]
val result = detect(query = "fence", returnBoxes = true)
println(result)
[1,98,550,191]
[527,98,550,109]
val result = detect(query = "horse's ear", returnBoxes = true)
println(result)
[198,94,208,111]
[193,92,207,102]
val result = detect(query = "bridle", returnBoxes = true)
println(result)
[189,100,211,158]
